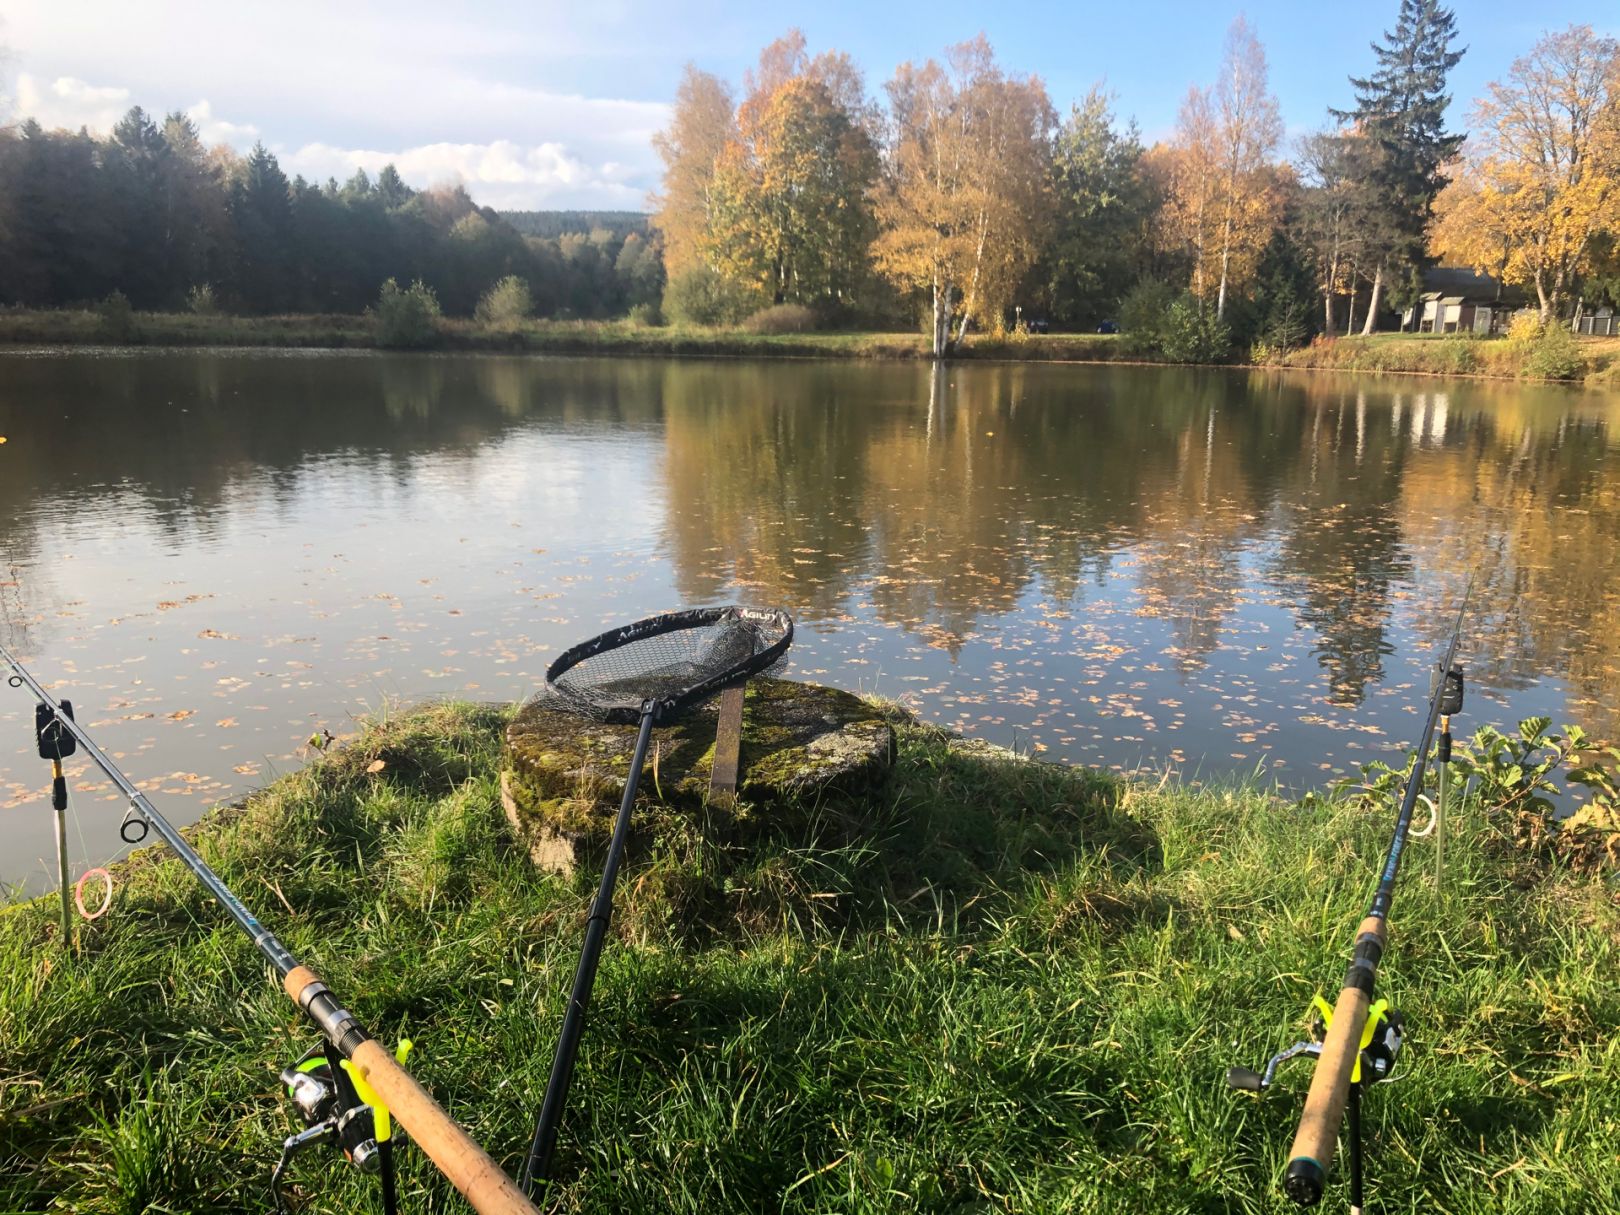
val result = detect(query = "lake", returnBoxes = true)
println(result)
[1,349,1614,892]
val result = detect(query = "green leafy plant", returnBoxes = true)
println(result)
[185,283,219,316]
[373,277,442,349]
[1159,293,1231,363]
[627,300,664,327]
[474,275,533,329]
[1119,279,1176,356]
[95,290,135,342]
[662,264,756,327]
[1333,715,1620,870]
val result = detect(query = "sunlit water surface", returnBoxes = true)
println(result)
[2,350,1614,892]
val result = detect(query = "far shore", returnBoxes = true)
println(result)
[3,308,1617,385]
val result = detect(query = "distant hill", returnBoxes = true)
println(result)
[501,210,652,239]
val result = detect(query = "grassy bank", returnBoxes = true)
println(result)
[2,701,1615,1213]
[0,307,1135,363]
[1276,331,1620,385]
[7,307,1620,385]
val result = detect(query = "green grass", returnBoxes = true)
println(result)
[0,307,1134,365]
[1,702,1615,1213]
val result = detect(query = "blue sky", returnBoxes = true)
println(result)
[1,1,1612,209]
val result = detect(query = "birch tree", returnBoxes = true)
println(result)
[1162,18,1282,318]
[651,66,737,277]
[873,36,1054,357]
[1211,17,1283,319]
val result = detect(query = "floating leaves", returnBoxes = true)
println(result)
[0,354,1608,891]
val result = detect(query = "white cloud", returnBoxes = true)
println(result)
[281,139,649,210]
[185,99,259,146]
[6,64,665,210]
[14,73,133,132]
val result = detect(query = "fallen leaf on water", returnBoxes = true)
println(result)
[167,709,195,721]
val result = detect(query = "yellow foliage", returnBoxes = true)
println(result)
[1433,26,1620,318]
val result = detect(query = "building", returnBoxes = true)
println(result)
[1400,267,1525,335]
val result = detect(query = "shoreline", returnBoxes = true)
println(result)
[4,308,1617,385]
[2,698,1614,1212]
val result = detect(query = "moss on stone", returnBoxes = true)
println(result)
[501,677,894,874]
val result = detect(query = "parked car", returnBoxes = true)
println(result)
[1096,320,1119,334]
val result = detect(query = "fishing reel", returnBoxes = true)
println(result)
[1227,996,1405,1094]
[271,1043,385,1213]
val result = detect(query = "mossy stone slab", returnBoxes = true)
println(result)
[501,677,894,874]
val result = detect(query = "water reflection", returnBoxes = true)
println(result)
[2,350,1618,887]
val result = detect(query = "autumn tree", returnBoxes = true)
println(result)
[1162,18,1282,319]
[651,65,737,277]
[707,62,879,308]
[1159,87,1220,300]
[1332,0,1466,330]
[1434,25,1620,320]
[1212,19,1283,319]
[873,36,1054,356]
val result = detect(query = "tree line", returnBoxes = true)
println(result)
[657,4,1620,354]
[0,111,663,320]
[3,3,1616,349]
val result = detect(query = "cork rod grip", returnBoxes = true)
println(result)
[282,968,539,1215]
[1282,916,1387,1206]
[349,1040,539,1215]
[1283,983,1369,1202]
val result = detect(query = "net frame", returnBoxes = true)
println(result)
[543,606,794,724]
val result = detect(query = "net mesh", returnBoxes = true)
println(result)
[544,608,791,722]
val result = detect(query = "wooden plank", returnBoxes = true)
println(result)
[708,679,747,802]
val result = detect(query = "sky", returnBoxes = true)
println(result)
[0,1,1614,211]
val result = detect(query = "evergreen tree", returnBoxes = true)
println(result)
[1331,0,1466,327]
[229,143,294,311]
[1040,89,1151,326]
[375,164,413,210]
[1249,227,1319,351]
[107,107,174,305]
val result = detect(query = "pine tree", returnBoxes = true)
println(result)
[1331,0,1466,329]
[229,143,294,311]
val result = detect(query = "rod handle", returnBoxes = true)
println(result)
[1283,918,1386,1206]
[283,970,538,1215]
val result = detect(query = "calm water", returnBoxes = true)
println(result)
[1,350,1615,891]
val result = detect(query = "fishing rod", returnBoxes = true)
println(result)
[1228,586,1467,1212]
[2,640,539,1215]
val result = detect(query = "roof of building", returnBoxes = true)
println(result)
[1422,266,1507,298]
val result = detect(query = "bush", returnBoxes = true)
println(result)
[663,265,755,327]
[186,284,219,316]
[95,290,135,342]
[1521,319,1585,380]
[1504,311,1544,351]
[473,276,532,329]
[1159,293,1232,364]
[1119,280,1177,356]
[627,301,664,328]
[741,304,817,335]
[374,278,441,349]
[1432,335,1482,375]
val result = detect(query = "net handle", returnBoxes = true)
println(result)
[544,606,793,722]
